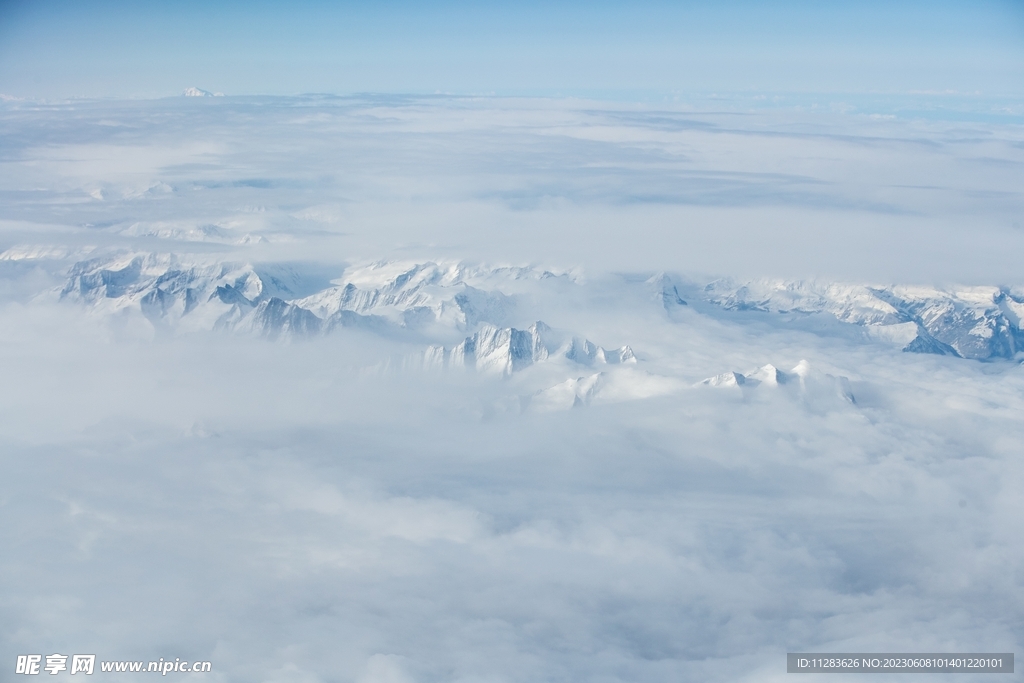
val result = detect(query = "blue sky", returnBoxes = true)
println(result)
[0,0,1022,99]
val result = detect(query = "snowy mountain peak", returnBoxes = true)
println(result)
[700,364,793,389]
[698,361,855,404]
[699,371,747,388]
[183,87,218,97]
[745,363,791,386]
[648,273,688,311]
[564,337,636,366]
[425,322,635,377]
[530,373,604,412]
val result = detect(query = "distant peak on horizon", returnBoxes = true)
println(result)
[183,87,223,97]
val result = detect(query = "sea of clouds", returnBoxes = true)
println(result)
[0,94,1022,682]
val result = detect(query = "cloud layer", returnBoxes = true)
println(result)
[0,96,1022,682]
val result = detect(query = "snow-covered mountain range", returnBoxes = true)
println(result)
[55,252,571,341]
[34,249,1020,412]
[694,278,1024,360]
[47,250,1024,365]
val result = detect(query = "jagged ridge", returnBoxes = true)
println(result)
[425,321,635,377]
[698,279,1024,360]
[699,361,856,404]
